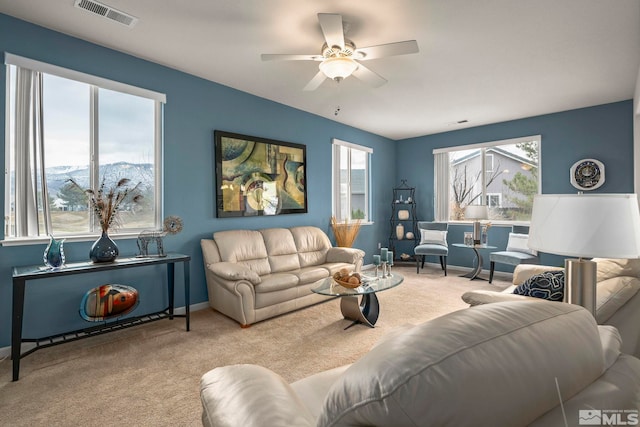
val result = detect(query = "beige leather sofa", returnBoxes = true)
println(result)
[200,300,640,426]
[462,258,640,357]
[201,226,365,327]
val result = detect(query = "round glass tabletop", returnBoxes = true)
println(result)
[312,272,404,296]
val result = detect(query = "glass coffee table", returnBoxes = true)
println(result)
[312,272,404,329]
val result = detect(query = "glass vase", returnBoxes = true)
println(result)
[90,231,119,263]
[43,235,65,269]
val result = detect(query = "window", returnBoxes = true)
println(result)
[433,135,540,223]
[4,54,165,240]
[332,139,372,222]
[485,193,501,207]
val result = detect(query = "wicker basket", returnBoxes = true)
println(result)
[334,277,362,289]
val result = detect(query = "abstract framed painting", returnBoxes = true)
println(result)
[214,130,307,217]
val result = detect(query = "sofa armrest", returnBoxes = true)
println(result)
[326,247,365,265]
[207,262,261,285]
[513,264,564,285]
[201,364,314,427]
[461,289,539,306]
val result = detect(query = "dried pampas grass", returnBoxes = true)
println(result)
[330,216,362,247]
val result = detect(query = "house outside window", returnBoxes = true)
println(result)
[434,135,540,223]
[485,193,502,207]
[332,139,372,222]
[4,54,165,241]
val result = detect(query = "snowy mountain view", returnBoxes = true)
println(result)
[46,162,153,197]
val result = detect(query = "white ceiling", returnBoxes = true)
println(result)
[1,0,639,140]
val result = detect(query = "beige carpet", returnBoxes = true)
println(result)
[0,265,510,427]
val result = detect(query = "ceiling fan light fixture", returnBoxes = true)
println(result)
[319,56,358,81]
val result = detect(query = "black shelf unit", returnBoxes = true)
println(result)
[389,180,418,262]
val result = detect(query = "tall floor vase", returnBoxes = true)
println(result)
[90,231,119,263]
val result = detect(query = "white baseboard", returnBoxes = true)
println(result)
[0,302,211,360]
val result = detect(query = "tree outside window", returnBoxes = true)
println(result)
[445,137,539,222]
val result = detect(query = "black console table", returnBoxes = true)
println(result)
[11,253,191,381]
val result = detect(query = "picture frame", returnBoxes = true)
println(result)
[214,130,307,217]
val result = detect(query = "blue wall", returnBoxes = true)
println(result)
[396,100,635,270]
[0,14,395,347]
[0,13,635,349]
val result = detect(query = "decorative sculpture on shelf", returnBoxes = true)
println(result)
[137,215,183,257]
[43,235,65,269]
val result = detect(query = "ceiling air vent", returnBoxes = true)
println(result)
[74,0,138,28]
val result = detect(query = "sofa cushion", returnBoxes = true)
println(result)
[290,226,332,267]
[593,258,640,282]
[596,276,640,323]
[292,266,330,284]
[260,228,301,273]
[598,325,622,370]
[513,270,565,301]
[201,364,314,427]
[213,230,271,276]
[255,273,300,293]
[318,301,604,427]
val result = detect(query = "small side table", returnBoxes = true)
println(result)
[452,243,497,280]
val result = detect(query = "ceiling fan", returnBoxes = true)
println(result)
[261,13,419,91]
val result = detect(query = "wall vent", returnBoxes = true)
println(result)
[74,0,138,28]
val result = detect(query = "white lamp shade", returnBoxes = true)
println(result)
[319,57,359,80]
[528,194,640,259]
[464,205,488,220]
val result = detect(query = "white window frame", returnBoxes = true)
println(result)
[3,53,166,244]
[433,135,541,224]
[331,138,373,223]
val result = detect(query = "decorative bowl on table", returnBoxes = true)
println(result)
[333,270,362,289]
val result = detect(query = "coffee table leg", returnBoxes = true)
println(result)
[340,294,380,328]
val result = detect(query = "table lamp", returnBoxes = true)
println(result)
[528,194,640,316]
[465,205,488,245]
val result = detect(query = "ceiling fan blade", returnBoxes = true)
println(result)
[303,70,327,91]
[318,13,345,49]
[261,54,320,62]
[356,40,419,60]
[352,63,387,88]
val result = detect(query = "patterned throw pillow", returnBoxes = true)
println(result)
[513,270,565,301]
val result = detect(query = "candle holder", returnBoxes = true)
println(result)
[381,261,391,278]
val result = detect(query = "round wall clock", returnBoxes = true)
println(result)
[570,158,605,191]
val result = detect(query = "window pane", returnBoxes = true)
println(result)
[338,145,349,221]
[98,88,156,230]
[446,139,539,222]
[350,149,366,220]
[449,149,482,220]
[332,140,370,223]
[496,142,538,221]
[43,74,91,234]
